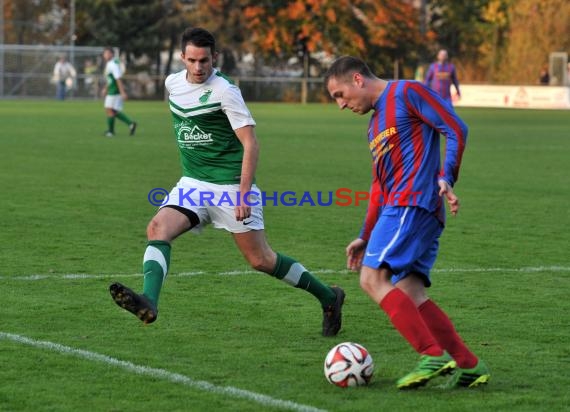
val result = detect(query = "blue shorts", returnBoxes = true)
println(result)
[362,206,443,287]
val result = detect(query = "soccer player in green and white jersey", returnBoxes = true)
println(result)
[109,28,345,337]
[102,47,137,137]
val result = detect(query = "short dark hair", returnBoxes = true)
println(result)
[324,56,374,86]
[181,27,216,54]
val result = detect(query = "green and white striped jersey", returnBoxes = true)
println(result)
[165,69,256,184]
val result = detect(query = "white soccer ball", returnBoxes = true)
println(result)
[324,342,374,387]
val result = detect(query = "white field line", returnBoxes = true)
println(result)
[1,266,569,281]
[0,332,327,412]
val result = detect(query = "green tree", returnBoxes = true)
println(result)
[3,0,72,45]
[427,0,504,81]
[76,1,163,65]
[74,0,245,76]
[187,0,250,74]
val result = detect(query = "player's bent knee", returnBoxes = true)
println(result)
[246,254,273,273]
[360,268,392,296]
[248,257,270,273]
[237,243,276,274]
[146,218,164,239]
[359,275,375,295]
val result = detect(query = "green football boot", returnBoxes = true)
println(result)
[397,352,456,389]
[440,360,491,389]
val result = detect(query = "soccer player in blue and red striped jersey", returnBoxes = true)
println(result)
[424,49,461,104]
[325,56,490,389]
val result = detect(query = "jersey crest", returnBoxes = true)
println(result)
[199,89,213,104]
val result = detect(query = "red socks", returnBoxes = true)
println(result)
[379,289,478,368]
[380,288,443,357]
[418,299,478,369]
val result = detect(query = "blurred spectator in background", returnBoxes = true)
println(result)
[52,55,77,100]
[414,65,425,82]
[83,59,97,97]
[424,49,460,104]
[538,65,550,85]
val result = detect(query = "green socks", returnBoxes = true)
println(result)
[271,252,336,308]
[115,111,133,125]
[106,116,115,133]
[142,240,171,306]
[141,247,334,309]
[107,112,133,133]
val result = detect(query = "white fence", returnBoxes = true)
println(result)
[0,44,329,102]
[0,44,105,99]
[2,44,568,107]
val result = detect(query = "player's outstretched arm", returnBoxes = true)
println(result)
[346,238,367,272]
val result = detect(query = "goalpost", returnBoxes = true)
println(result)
[549,52,568,86]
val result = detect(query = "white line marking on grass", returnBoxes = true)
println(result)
[0,332,327,412]
[1,266,569,281]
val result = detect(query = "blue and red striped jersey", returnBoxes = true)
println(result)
[424,62,460,101]
[359,80,468,241]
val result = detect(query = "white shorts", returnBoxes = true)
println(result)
[104,95,124,111]
[161,176,265,234]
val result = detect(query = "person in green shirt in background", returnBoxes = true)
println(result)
[102,47,137,137]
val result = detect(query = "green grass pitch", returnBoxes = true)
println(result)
[0,100,569,411]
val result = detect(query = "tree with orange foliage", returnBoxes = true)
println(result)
[242,0,426,77]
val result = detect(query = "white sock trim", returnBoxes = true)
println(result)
[282,262,305,286]
[143,245,168,277]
